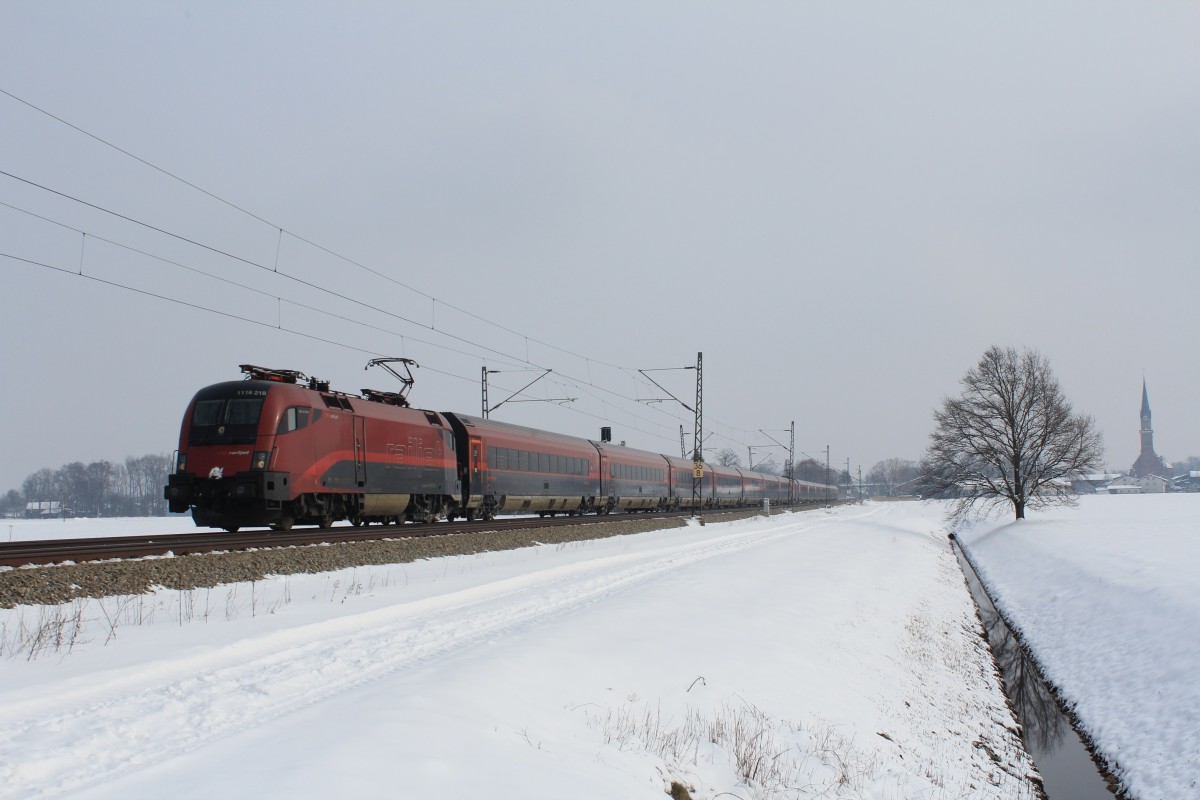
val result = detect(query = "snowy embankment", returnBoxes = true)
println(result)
[2,515,296,541]
[0,504,1038,799]
[957,494,1200,800]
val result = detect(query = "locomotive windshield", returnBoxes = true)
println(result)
[188,394,266,445]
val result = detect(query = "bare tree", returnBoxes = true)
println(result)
[866,458,921,495]
[713,448,742,467]
[924,346,1103,522]
[752,457,781,475]
[793,458,830,484]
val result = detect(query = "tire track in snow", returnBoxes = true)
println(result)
[0,510,871,798]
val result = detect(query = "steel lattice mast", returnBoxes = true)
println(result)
[692,352,703,517]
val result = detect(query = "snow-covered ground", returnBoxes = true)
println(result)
[958,494,1200,800]
[2,514,298,541]
[0,503,1038,799]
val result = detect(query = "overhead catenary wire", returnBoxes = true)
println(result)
[0,88,780,452]
[0,182,745,452]
[0,178,703,441]
[0,86,627,371]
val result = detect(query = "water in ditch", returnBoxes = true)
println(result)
[953,540,1120,800]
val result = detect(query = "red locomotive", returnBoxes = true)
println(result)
[165,362,836,531]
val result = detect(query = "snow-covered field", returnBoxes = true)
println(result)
[0,504,1038,800]
[2,514,302,541]
[958,494,1200,800]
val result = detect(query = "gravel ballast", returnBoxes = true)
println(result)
[0,514,780,608]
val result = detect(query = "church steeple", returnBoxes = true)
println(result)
[1131,379,1170,478]
[1140,379,1153,448]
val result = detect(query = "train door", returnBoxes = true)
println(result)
[470,436,484,492]
[353,415,367,488]
[599,454,609,499]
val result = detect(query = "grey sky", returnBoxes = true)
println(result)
[2,3,1198,493]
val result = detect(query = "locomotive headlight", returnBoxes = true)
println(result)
[251,451,270,470]
[176,453,188,473]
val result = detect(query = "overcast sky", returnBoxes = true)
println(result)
[2,2,1198,494]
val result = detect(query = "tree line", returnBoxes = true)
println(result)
[1,454,173,518]
[709,448,854,486]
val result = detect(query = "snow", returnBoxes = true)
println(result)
[2,515,201,542]
[957,493,1200,800]
[0,503,1039,799]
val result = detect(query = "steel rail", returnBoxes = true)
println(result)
[0,505,831,568]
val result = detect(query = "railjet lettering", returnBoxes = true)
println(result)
[386,439,439,465]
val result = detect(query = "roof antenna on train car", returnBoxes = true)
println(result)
[362,357,418,406]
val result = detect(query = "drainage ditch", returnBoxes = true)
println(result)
[952,538,1122,800]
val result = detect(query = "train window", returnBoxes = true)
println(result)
[517,451,528,471]
[276,406,312,434]
[192,400,223,427]
[226,398,264,425]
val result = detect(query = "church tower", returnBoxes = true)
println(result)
[1130,380,1171,478]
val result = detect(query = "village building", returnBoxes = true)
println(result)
[1104,474,1170,494]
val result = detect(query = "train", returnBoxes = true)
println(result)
[164,363,837,532]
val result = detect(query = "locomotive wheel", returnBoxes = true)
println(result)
[224,526,240,533]
[271,516,294,532]
[319,512,334,529]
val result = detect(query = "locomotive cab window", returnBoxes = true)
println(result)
[192,400,223,428]
[277,406,311,434]
[188,395,265,445]
[226,398,264,425]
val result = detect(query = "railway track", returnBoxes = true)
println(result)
[0,506,800,568]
